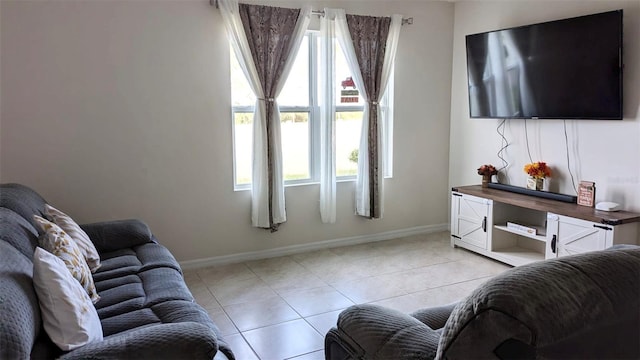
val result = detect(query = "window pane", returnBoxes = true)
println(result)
[278,37,309,107]
[234,112,253,185]
[281,112,310,180]
[336,111,363,177]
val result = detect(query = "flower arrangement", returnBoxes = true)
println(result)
[477,164,498,176]
[477,164,497,188]
[524,161,552,179]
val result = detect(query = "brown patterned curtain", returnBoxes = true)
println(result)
[239,4,300,101]
[237,3,304,231]
[347,15,391,219]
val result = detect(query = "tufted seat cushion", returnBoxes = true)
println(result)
[93,244,195,336]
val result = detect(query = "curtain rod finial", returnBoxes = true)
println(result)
[402,17,413,25]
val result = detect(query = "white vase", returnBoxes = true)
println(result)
[526,177,543,191]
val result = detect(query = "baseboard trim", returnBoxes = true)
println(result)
[179,223,448,270]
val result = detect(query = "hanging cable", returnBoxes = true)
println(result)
[524,119,533,163]
[496,119,510,173]
[563,120,578,194]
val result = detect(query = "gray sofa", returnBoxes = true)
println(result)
[325,245,640,359]
[0,183,234,359]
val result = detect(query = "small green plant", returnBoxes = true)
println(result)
[349,149,359,163]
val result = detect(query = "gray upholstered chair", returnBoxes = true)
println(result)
[325,245,640,359]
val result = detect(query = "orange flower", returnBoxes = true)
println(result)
[524,162,551,179]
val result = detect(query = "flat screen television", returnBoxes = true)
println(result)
[466,10,623,120]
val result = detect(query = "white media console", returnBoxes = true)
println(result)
[451,185,640,266]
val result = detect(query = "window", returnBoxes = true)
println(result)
[231,33,391,189]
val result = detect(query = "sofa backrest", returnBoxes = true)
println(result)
[436,246,640,359]
[0,183,49,359]
[1,183,48,232]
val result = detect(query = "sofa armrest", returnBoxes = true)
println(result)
[410,302,458,330]
[59,322,222,360]
[80,219,153,253]
[325,304,441,360]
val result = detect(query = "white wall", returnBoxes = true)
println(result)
[449,1,640,212]
[0,0,454,262]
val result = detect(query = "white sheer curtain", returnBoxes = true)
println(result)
[219,0,310,229]
[318,8,346,224]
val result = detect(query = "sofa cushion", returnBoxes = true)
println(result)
[32,247,103,351]
[92,243,196,338]
[34,216,100,303]
[45,204,101,272]
[93,243,182,283]
[0,241,42,359]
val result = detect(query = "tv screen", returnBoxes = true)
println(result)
[466,10,623,120]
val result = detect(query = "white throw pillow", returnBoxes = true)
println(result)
[45,204,101,272]
[33,247,103,351]
[34,215,100,303]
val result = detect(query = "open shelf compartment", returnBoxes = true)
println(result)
[491,202,548,266]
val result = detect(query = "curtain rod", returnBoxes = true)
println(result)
[311,9,413,25]
[211,0,413,25]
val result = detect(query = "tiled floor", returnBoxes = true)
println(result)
[183,231,511,360]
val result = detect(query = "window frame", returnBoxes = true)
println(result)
[231,32,392,191]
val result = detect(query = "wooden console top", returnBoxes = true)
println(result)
[452,185,640,225]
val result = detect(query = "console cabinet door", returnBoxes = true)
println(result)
[451,192,491,249]
[546,213,612,258]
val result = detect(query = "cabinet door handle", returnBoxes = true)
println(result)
[551,234,557,254]
[482,216,487,232]
[593,224,612,231]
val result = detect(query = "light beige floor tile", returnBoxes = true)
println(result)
[368,237,424,256]
[189,283,213,298]
[286,350,325,360]
[329,242,385,262]
[243,319,324,360]
[455,276,493,294]
[223,333,259,360]
[258,270,328,294]
[304,309,343,336]
[245,256,303,276]
[465,256,512,274]
[310,261,374,284]
[292,249,343,269]
[224,297,300,332]
[383,250,454,271]
[209,276,279,306]
[407,260,500,288]
[198,262,257,287]
[332,273,408,303]
[280,286,354,317]
[409,283,472,309]
[191,287,223,312]
[355,254,417,274]
[182,269,202,284]
[206,308,239,336]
